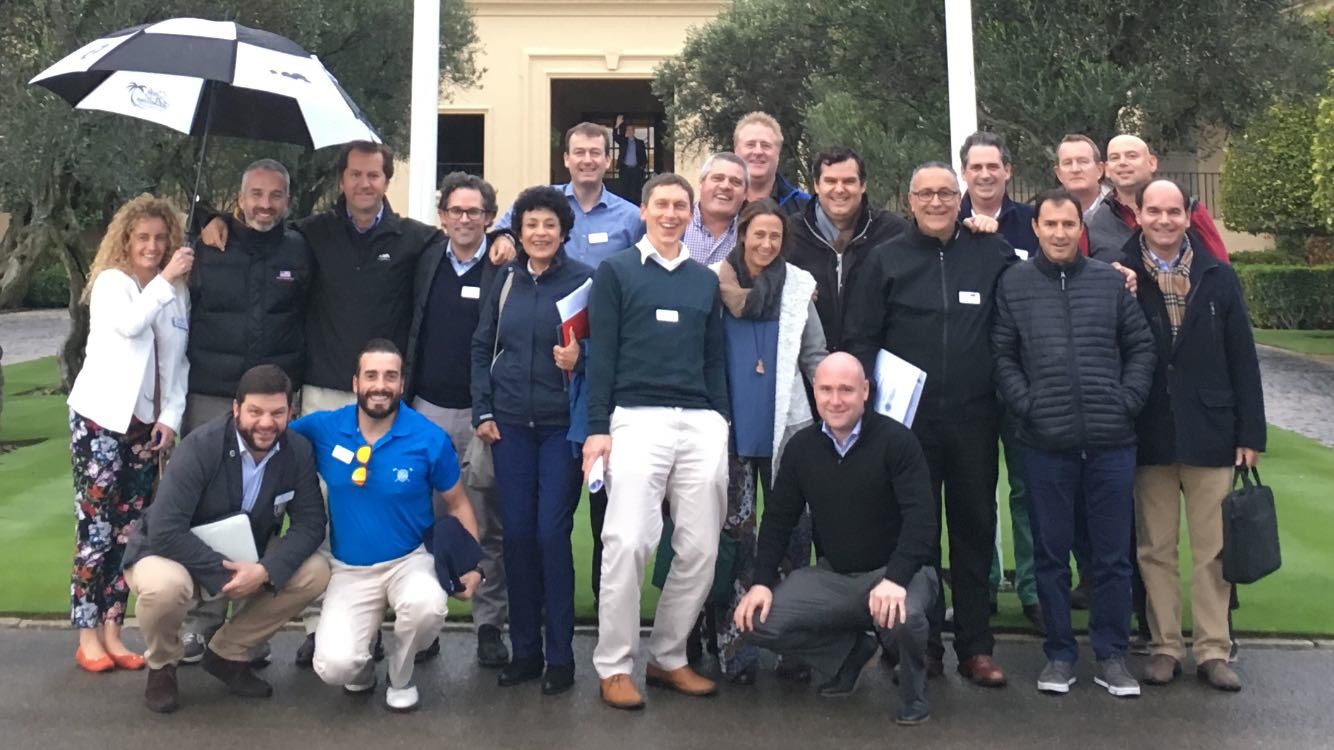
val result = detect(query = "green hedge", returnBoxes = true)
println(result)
[21,265,68,309]
[1236,265,1334,329]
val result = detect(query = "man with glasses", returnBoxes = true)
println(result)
[289,339,481,712]
[404,172,510,670]
[845,161,1019,687]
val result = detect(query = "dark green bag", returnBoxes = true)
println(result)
[651,516,739,606]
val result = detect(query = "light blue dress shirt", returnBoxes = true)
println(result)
[821,418,864,458]
[237,432,280,514]
[496,183,644,268]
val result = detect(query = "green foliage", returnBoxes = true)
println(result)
[656,0,1334,194]
[1312,72,1334,231]
[22,265,69,309]
[1236,265,1334,329]
[1220,102,1322,235]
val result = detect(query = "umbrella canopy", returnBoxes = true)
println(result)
[29,17,379,149]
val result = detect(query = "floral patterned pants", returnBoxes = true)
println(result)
[69,412,156,628]
[713,454,812,676]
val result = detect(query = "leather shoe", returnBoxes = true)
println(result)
[957,655,1007,687]
[144,665,180,713]
[476,624,510,668]
[1197,659,1242,692]
[646,663,717,696]
[600,673,645,710]
[817,632,879,698]
[202,649,273,698]
[414,636,440,664]
[294,633,316,668]
[498,655,544,687]
[542,664,575,695]
[1143,654,1181,686]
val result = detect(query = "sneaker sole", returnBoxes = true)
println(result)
[895,714,931,726]
[343,679,377,695]
[180,652,204,665]
[1037,677,1075,694]
[1094,677,1141,697]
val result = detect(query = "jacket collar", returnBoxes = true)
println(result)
[960,193,1020,222]
[334,196,402,236]
[800,195,873,246]
[227,214,289,247]
[1032,249,1087,279]
[1121,229,1219,278]
[904,219,963,248]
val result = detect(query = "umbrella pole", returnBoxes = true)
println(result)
[185,80,216,241]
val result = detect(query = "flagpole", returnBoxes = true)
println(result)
[407,0,441,224]
[945,0,978,184]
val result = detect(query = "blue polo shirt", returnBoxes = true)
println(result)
[496,182,644,268]
[289,403,460,566]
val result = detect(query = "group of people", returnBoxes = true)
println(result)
[64,111,1265,725]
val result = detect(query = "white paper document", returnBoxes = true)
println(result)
[191,514,259,564]
[587,456,607,494]
[873,349,927,428]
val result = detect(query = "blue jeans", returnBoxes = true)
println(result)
[491,423,582,666]
[1024,445,1135,662]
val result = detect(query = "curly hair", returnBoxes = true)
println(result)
[512,186,575,246]
[82,194,184,303]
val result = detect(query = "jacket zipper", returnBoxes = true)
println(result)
[1061,269,1088,445]
[938,250,949,404]
[803,213,873,320]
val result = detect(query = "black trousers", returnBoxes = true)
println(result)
[913,411,999,661]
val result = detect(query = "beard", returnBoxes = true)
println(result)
[237,421,281,455]
[357,388,400,420]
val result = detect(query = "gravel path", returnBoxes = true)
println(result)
[3,310,1332,446]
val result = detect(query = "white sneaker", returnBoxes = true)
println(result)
[342,662,376,694]
[385,683,419,712]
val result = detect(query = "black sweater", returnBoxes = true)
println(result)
[585,245,729,434]
[754,412,937,588]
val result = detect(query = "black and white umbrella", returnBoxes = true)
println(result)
[29,17,380,149]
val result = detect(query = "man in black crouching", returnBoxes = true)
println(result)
[734,352,938,725]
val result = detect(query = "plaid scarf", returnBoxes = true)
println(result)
[1142,235,1194,340]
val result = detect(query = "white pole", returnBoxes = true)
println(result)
[944,0,978,183]
[407,0,441,224]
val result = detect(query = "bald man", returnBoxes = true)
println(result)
[1087,134,1229,264]
[735,353,939,725]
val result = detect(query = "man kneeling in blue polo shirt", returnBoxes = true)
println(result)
[289,338,481,712]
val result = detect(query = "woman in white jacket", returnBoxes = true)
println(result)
[66,194,193,672]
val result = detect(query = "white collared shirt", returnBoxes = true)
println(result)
[635,236,691,272]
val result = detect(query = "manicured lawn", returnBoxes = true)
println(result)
[1253,329,1334,357]
[4,357,1331,635]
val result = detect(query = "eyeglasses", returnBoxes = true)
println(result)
[444,207,487,220]
[350,445,371,487]
[910,189,961,204]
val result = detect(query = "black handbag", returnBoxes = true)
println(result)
[1221,467,1281,584]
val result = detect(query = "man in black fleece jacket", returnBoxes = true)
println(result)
[736,353,938,725]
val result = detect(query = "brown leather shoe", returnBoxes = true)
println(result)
[646,663,718,696]
[600,673,645,710]
[958,655,1007,687]
[1143,654,1181,686]
[144,665,180,713]
[1196,659,1242,692]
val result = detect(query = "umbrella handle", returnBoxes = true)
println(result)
[185,80,217,242]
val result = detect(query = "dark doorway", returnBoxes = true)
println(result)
[438,113,484,176]
[549,79,670,203]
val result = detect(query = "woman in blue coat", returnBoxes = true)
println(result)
[471,186,593,695]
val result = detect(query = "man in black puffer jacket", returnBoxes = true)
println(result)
[992,188,1155,699]
[185,159,312,434]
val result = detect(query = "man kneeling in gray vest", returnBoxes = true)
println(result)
[124,364,330,713]
[734,352,939,725]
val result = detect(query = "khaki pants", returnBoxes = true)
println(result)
[593,406,729,679]
[1134,464,1233,663]
[313,546,448,690]
[126,554,331,669]
[297,384,357,634]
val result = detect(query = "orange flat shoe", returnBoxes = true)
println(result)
[75,648,115,673]
[110,652,146,670]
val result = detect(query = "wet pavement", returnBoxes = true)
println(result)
[1257,344,1334,447]
[0,309,66,366]
[0,628,1330,750]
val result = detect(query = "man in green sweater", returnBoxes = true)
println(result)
[584,173,731,711]
[735,352,939,725]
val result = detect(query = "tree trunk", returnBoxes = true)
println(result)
[0,202,46,309]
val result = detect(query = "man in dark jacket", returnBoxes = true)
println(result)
[786,146,908,351]
[735,353,938,726]
[405,172,509,669]
[1122,179,1265,692]
[843,161,1016,687]
[184,159,312,434]
[734,111,810,216]
[123,365,330,713]
[993,188,1155,698]
[957,131,1042,632]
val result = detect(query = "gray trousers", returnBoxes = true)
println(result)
[748,561,937,716]
[412,397,508,630]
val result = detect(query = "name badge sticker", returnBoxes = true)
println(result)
[1014,248,1031,261]
[273,490,295,516]
[171,316,189,331]
[588,231,610,245]
[959,291,982,305]
[656,308,680,323]
[460,285,481,299]
[331,445,354,464]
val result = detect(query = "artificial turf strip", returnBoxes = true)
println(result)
[4,356,1331,635]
